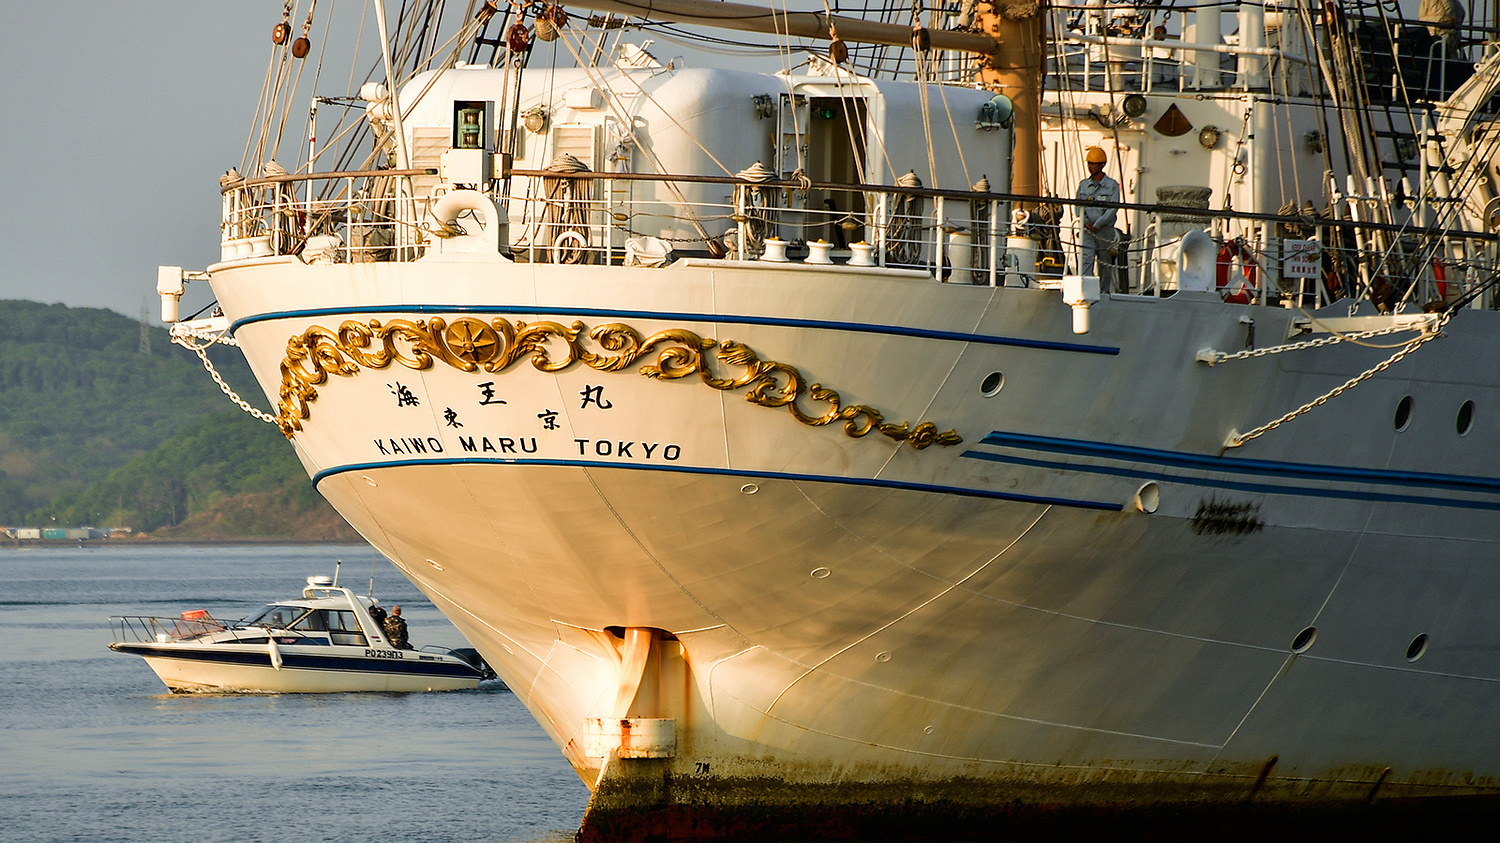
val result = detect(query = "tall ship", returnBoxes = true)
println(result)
[160,0,1500,837]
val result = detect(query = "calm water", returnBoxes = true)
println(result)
[0,544,590,843]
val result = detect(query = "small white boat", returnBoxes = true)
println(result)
[109,576,494,693]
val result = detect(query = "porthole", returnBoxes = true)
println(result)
[1134,482,1160,514]
[1394,396,1414,431]
[981,372,1004,396]
[1290,626,1317,654]
[1457,401,1475,436]
[1406,633,1429,663]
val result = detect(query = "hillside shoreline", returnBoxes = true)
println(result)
[0,537,367,549]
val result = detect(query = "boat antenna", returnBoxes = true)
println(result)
[333,558,341,587]
[369,548,377,597]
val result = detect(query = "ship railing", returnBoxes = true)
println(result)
[502,170,1010,282]
[219,168,1016,283]
[218,168,1498,307]
[221,168,439,264]
[491,170,1018,284]
[1128,202,1498,309]
[1043,0,1491,100]
[1046,0,1317,96]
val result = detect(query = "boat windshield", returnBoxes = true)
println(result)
[244,604,311,629]
[300,609,369,645]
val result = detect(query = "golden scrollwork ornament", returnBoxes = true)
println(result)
[274,316,960,450]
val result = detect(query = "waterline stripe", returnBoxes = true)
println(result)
[312,457,1124,511]
[977,430,1500,496]
[231,305,1120,355]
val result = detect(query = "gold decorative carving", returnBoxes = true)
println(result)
[274,317,962,450]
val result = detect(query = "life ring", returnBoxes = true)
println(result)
[1433,259,1449,301]
[1216,239,1259,304]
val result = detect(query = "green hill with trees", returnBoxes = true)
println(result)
[0,300,356,540]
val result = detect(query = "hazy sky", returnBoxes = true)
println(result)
[0,2,739,321]
[0,4,309,319]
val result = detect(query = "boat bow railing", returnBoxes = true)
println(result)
[108,615,351,647]
[110,613,227,645]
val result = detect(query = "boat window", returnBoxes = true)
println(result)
[292,610,331,631]
[245,604,310,629]
[327,610,361,632]
[290,609,369,644]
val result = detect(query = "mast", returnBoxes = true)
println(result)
[972,0,1044,205]
[373,0,411,171]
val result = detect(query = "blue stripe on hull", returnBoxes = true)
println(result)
[230,305,1120,355]
[977,430,1500,494]
[312,457,1126,511]
[113,644,482,680]
[962,430,1500,511]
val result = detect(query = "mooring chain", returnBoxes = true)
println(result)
[171,322,240,349]
[169,325,279,426]
[1198,319,1429,365]
[1224,309,1454,449]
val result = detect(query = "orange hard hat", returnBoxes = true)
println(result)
[1085,146,1107,163]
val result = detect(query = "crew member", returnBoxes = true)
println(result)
[368,604,387,638]
[383,605,411,649]
[1076,146,1121,291]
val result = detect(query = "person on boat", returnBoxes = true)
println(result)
[1075,146,1120,292]
[368,603,387,637]
[383,605,412,649]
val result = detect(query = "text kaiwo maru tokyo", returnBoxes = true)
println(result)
[373,379,683,462]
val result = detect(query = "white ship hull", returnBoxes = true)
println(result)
[165,4,1500,829]
[206,253,1500,829]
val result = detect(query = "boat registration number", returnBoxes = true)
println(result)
[365,648,405,660]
